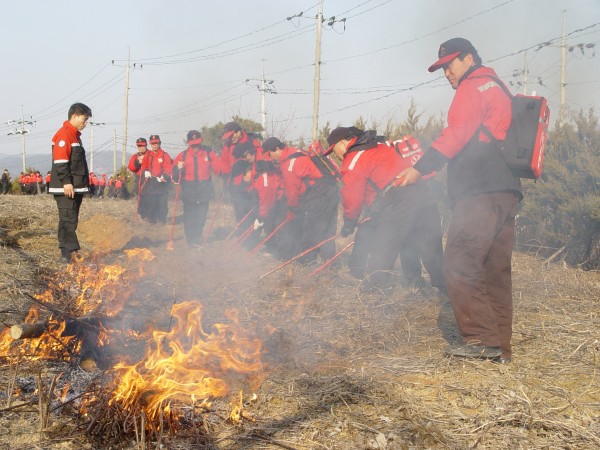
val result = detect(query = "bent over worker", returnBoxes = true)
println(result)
[327,127,445,292]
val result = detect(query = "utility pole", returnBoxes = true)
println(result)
[113,129,117,175]
[522,51,529,95]
[260,59,267,137]
[288,2,346,142]
[89,121,105,173]
[245,61,276,137]
[122,47,131,168]
[311,0,324,142]
[559,10,567,127]
[6,106,34,172]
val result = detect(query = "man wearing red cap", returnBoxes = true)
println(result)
[128,137,148,198]
[172,130,220,248]
[397,38,522,364]
[49,102,92,263]
[139,134,173,224]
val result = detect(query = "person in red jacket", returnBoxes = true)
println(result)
[89,172,99,197]
[247,159,286,258]
[220,122,264,175]
[98,174,106,197]
[172,130,220,248]
[139,134,172,224]
[49,102,92,263]
[326,127,445,292]
[128,137,148,198]
[45,171,51,194]
[264,137,340,262]
[397,38,522,363]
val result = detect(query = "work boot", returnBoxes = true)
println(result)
[445,343,502,360]
[59,250,72,264]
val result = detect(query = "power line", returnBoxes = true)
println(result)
[324,0,515,65]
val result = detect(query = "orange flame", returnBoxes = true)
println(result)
[109,301,263,421]
[0,249,153,361]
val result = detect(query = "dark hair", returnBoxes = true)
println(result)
[68,103,92,119]
[231,160,252,178]
[233,142,256,159]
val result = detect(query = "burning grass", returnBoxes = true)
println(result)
[0,194,599,449]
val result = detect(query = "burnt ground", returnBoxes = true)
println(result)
[0,193,599,449]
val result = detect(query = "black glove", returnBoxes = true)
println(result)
[340,218,358,237]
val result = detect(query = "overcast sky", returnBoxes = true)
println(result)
[1,0,598,166]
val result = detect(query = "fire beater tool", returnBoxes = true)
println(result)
[203,192,224,243]
[249,216,291,255]
[309,240,355,277]
[259,231,342,280]
[135,176,148,223]
[166,172,182,251]
[228,222,255,253]
[225,208,255,241]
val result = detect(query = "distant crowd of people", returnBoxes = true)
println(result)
[0,168,130,199]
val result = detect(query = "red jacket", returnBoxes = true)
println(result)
[430,66,511,159]
[172,146,220,182]
[140,148,172,178]
[220,131,263,175]
[49,120,89,195]
[252,171,283,219]
[128,151,146,174]
[414,65,521,203]
[279,147,323,209]
[340,140,412,220]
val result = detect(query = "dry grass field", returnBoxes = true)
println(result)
[0,193,598,449]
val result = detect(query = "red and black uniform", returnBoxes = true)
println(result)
[220,131,263,175]
[414,65,522,358]
[339,130,444,289]
[279,146,340,262]
[139,147,172,224]
[88,173,99,197]
[251,161,286,257]
[49,120,90,258]
[172,142,220,246]
[45,173,51,193]
[128,150,147,196]
[98,174,106,197]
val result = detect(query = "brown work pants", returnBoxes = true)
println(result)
[444,192,520,357]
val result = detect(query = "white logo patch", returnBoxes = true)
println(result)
[58,140,66,147]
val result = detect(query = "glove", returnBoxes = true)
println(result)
[144,170,152,178]
[285,210,296,221]
[157,176,166,183]
[253,219,264,230]
[340,218,358,237]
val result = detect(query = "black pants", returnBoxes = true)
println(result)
[296,182,339,263]
[182,200,209,246]
[351,188,445,289]
[55,194,83,254]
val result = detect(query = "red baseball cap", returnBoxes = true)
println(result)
[428,38,478,72]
